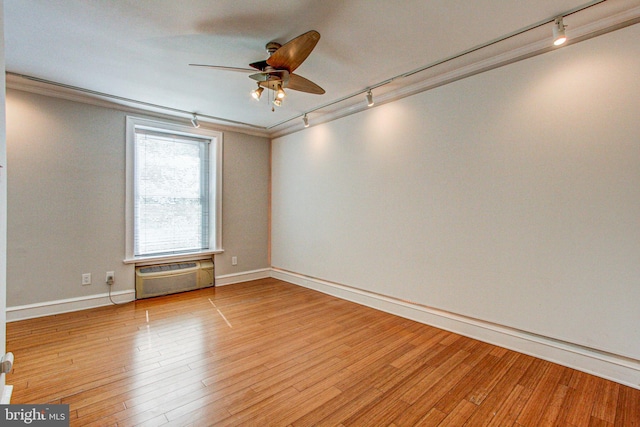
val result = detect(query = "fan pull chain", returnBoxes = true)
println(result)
[270,87,275,112]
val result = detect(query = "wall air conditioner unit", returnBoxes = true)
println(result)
[135,259,214,299]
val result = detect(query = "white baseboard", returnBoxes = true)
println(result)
[271,268,640,390]
[7,268,638,389]
[4,268,270,322]
[215,268,271,286]
[6,290,136,322]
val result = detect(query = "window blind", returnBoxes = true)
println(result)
[133,128,210,257]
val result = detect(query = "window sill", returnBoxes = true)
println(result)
[124,250,223,266]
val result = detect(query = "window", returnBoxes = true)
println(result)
[125,117,222,262]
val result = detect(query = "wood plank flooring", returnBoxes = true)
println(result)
[6,278,640,426]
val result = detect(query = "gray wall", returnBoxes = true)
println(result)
[218,130,270,273]
[6,89,270,307]
[272,24,640,361]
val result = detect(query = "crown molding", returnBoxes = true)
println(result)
[270,4,640,139]
[6,2,639,140]
[5,74,271,138]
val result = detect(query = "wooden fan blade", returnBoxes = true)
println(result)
[189,64,255,73]
[266,30,320,73]
[286,73,325,94]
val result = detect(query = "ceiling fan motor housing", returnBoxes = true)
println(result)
[266,42,282,56]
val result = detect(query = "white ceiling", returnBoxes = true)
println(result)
[5,0,639,136]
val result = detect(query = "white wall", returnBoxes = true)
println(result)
[272,24,640,367]
[6,89,270,311]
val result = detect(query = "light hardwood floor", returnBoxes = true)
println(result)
[6,278,640,426]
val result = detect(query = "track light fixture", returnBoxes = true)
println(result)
[251,85,264,100]
[366,90,374,107]
[303,114,309,128]
[553,16,567,46]
[191,114,200,128]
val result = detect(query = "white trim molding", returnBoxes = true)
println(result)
[4,268,271,321]
[215,268,271,287]
[7,267,639,389]
[6,290,135,322]
[1,385,13,404]
[124,116,224,262]
[271,268,640,390]
[7,4,639,139]
[270,4,640,138]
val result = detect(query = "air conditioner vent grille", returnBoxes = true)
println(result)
[139,262,198,274]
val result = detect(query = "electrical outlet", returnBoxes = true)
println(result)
[82,273,91,286]
[106,271,115,285]
[231,256,238,266]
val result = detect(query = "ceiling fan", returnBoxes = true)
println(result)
[190,30,325,107]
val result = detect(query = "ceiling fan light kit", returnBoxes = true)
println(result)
[251,85,264,100]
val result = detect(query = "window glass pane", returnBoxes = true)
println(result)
[134,130,210,256]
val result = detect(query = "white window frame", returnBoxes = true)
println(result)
[124,116,223,264]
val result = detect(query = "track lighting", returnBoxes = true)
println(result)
[553,16,567,46]
[303,114,309,128]
[191,114,200,128]
[251,85,264,100]
[366,90,374,107]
